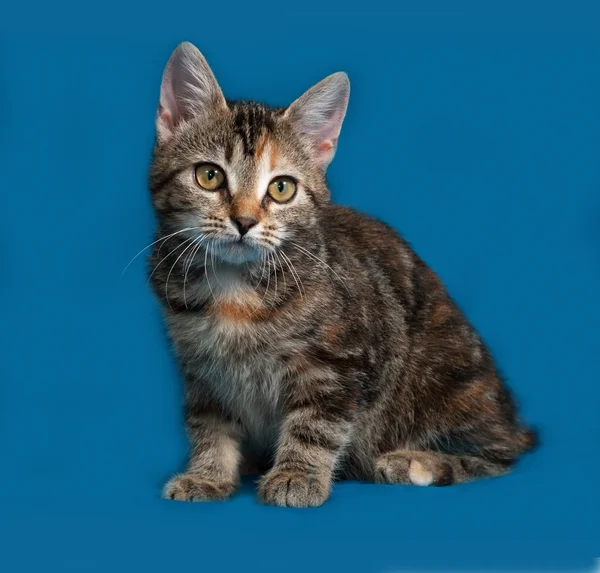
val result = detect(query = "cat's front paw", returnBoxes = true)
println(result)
[258,468,330,508]
[163,473,236,502]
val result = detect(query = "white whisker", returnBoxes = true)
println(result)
[254,249,268,290]
[183,235,207,308]
[289,241,350,294]
[165,235,203,309]
[270,252,278,302]
[279,250,304,299]
[274,250,287,294]
[204,239,216,303]
[254,252,272,314]
[209,238,221,285]
[121,227,197,276]
[147,235,197,284]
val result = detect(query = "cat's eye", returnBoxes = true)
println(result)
[195,163,226,191]
[267,177,297,203]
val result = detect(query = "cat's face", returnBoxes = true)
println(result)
[150,42,349,266]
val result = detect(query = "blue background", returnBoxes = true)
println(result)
[1,2,598,571]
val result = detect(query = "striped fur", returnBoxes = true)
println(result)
[151,43,536,507]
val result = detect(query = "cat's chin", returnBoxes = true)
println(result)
[211,241,262,265]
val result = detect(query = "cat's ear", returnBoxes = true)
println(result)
[284,72,350,169]
[156,42,226,144]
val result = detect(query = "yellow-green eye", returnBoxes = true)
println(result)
[195,163,225,190]
[267,177,297,203]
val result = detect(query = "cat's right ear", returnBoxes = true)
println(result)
[156,42,226,144]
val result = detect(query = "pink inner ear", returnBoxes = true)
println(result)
[318,140,334,154]
[315,137,338,166]
[160,110,175,129]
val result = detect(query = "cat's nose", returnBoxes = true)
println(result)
[231,216,258,236]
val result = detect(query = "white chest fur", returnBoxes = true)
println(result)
[167,265,289,449]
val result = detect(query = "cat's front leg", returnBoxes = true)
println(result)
[258,369,357,508]
[163,397,241,502]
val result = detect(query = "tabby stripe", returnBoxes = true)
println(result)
[151,168,182,194]
[288,390,357,423]
[287,422,341,452]
[162,297,207,314]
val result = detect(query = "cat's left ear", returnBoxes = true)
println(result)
[284,72,350,170]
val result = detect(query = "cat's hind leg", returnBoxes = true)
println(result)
[374,450,511,486]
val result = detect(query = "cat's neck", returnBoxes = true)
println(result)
[200,257,260,300]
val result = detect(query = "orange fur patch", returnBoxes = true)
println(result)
[210,299,265,322]
[231,196,262,222]
[426,268,442,287]
[269,141,279,172]
[255,133,269,160]
[209,289,300,325]
[451,378,496,414]
[430,301,454,325]
[322,323,342,345]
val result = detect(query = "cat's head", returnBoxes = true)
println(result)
[149,42,349,265]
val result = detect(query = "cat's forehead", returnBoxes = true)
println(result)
[227,101,281,158]
[218,103,302,196]
[224,102,296,170]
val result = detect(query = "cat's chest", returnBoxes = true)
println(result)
[210,316,287,441]
[168,268,298,442]
[169,296,289,442]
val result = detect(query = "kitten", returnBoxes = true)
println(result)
[148,42,537,507]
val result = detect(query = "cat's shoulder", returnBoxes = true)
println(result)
[322,204,407,243]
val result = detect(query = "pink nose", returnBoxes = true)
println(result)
[231,216,258,236]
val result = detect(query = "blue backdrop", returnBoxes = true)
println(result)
[1,2,598,571]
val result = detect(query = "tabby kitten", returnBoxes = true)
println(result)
[148,42,536,507]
